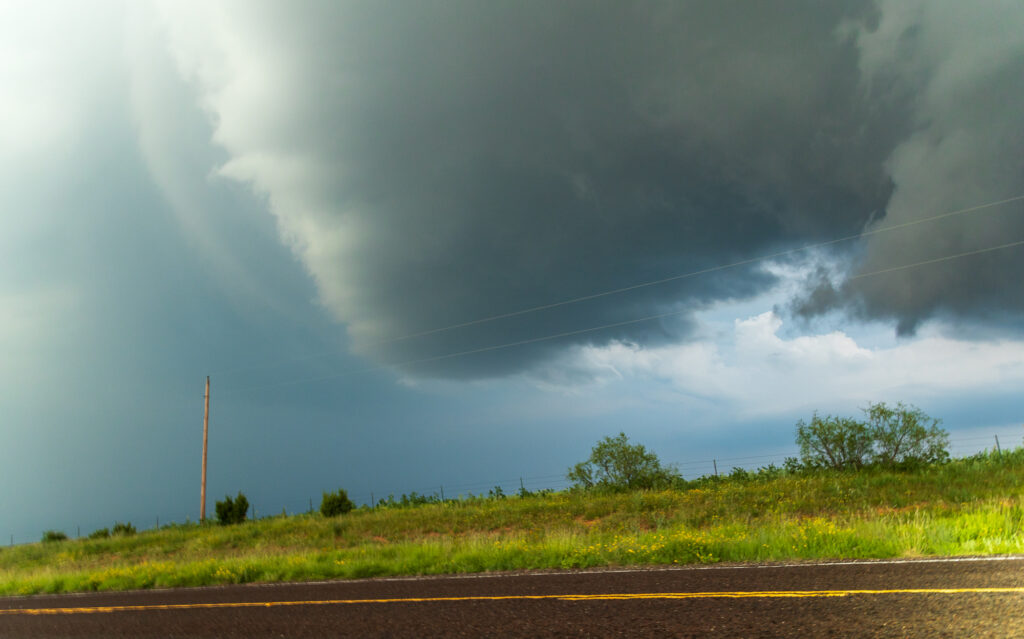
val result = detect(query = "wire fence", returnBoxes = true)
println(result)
[8,429,1021,548]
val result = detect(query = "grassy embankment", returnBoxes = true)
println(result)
[2,448,1022,595]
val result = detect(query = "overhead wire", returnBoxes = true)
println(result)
[847,239,1024,280]
[361,194,1024,349]
[212,194,1024,379]
[220,307,691,392]
[220,229,1024,394]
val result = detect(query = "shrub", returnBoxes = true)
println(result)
[864,402,949,467]
[215,492,250,525]
[112,521,136,536]
[796,413,873,470]
[783,457,805,474]
[88,528,110,540]
[728,467,752,481]
[376,492,443,509]
[42,530,67,543]
[567,432,679,491]
[320,488,355,517]
[796,403,950,470]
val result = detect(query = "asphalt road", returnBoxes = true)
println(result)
[2,557,1023,638]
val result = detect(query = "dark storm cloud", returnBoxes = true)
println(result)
[160,1,1022,377]
[794,2,1024,335]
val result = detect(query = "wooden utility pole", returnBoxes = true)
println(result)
[200,376,210,522]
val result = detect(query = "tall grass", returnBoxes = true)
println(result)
[2,448,1021,595]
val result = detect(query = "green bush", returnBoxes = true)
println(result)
[567,432,680,491]
[865,402,949,467]
[796,413,872,470]
[88,528,110,540]
[42,530,67,543]
[728,467,752,481]
[376,492,442,509]
[215,492,250,525]
[756,463,785,480]
[783,457,805,474]
[320,488,355,517]
[112,521,136,536]
[796,403,950,471]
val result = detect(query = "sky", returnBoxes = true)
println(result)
[2,0,1023,543]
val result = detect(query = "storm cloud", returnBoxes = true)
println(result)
[800,1,1024,335]
[150,0,1022,377]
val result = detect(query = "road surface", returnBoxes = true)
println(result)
[2,556,1023,637]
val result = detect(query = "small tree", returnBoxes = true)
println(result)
[864,401,948,466]
[796,413,873,470]
[320,488,354,517]
[567,432,678,491]
[215,492,249,525]
[42,530,67,543]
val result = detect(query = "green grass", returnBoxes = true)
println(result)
[2,448,1022,595]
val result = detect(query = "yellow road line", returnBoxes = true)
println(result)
[3,588,1023,616]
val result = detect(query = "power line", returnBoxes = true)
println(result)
[221,233,1024,393]
[847,239,1024,280]
[221,306,691,393]
[362,194,1024,349]
[212,194,1024,379]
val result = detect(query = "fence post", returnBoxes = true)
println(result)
[371,492,375,508]
[995,435,1001,456]
[440,485,445,501]
[713,459,718,477]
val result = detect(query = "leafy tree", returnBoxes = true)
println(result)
[215,492,249,525]
[567,432,678,491]
[42,530,67,543]
[320,488,355,517]
[796,413,873,470]
[796,403,950,471]
[864,402,949,466]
